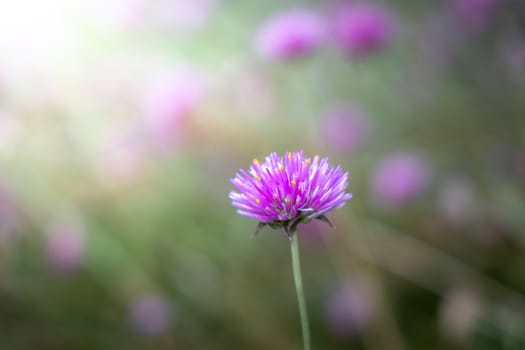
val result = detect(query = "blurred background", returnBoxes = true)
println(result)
[0,0,524,349]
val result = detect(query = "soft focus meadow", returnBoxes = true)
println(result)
[0,0,524,349]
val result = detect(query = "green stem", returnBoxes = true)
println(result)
[290,229,311,350]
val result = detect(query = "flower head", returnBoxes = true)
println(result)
[230,151,351,236]
[450,0,499,31]
[371,152,431,208]
[320,103,372,153]
[142,68,204,149]
[333,4,397,57]
[255,9,325,61]
[45,218,85,275]
[128,294,174,336]
[325,279,377,337]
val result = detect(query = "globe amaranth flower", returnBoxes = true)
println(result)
[255,9,325,60]
[450,0,499,32]
[371,152,431,208]
[325,279,377,337]
[320,103,373,153]
[230,151,352,236]
[142,68,204,149]
[128,294,174,336]
[45,218,85,275]
[333,3,397,57]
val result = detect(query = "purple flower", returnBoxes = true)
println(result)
[333,3,397,57]
[141,68,204,149]
[128,294,173,336]
[230,151,351,235]
[450,0,499,31]
[45,219,85,275]
[255,9,325,60]
[371,152,431,207]
[320,104,372,153]
[325,279,376,337]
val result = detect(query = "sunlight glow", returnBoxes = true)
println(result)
[0,0,83,74]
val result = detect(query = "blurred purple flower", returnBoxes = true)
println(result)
[325,279,376,337]
[45,219,85,275]
[413,14,465,73]
[129,294,173,336]
[255,9,325,60]
[230,151,351,234]
[333,3,397,57]
[371,152,431,207]
[320,104,372,153]
[142,69,204,149]
[450,0,499,31]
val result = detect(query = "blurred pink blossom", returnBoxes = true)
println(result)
[142,69,204,149]
[129,294,174,336]
[332,3,397,57]
[450,0,499,31]
[371,152,431,208]
[414,14,465,72]
[45,218,85,275]
[320,104,372,153]
[255,9,325,60]
[325,279,377,337]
